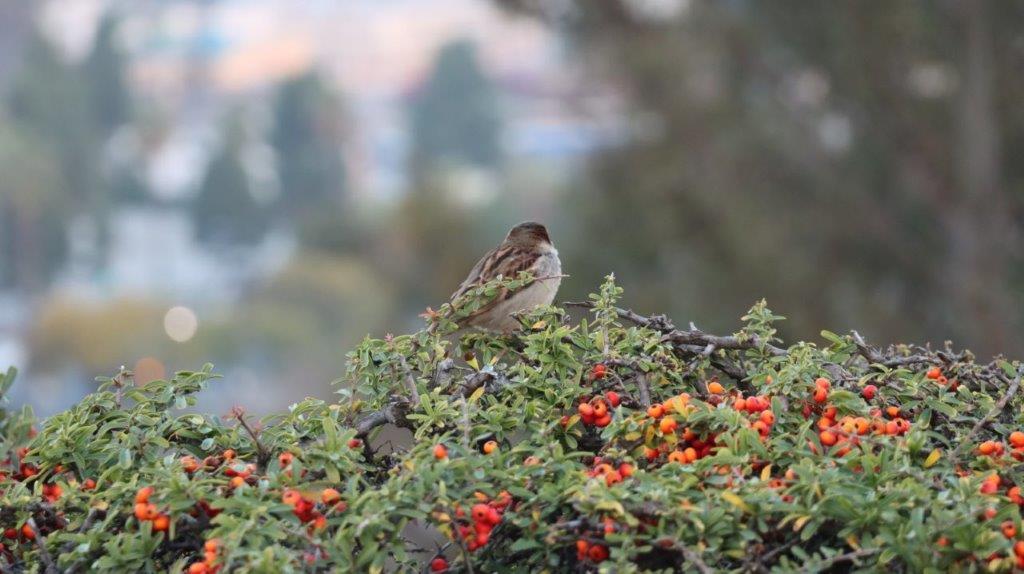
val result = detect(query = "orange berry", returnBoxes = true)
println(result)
[282,489,303,506]
[594,414,612,427]
[1010,431,1024,448]
[979,441,998,456]
[181,456,200,473]
[204,538,220,553]
[20,523,34,540]
[188,563,209,574]
[667,451,686,464]
[524,456,540,466]
[229,476,245,489]
[604,470,623,486]
[134,502,158,521]
[482,441,498,455]
[82,478,97,490]
[433,444,448,460]
[759,411,775,425]
[926,367,941,380]
[854,418,870,435]
[322,488,342,505]
[647,404,665,418]
[278,452,294,467]
[819,431,838,447]
[592,400,608,418]
[885,406,900,418]
[222,449,236,460]
[1009,486,1024,505]
[152,514,170,532]
[659,417,678,434]
[815,377,831,390]
[619,463,634,478]
[733,398,747,411]
[813,387,828,404]
[707,381,724,394]
[683,447,698,463]
[578,403,594,418]
[135,486,154,504]
[1015,540,1024,558]
[1003,520,1017,539]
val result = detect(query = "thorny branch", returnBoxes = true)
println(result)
[232,407,270,471]
[851,330,969,369]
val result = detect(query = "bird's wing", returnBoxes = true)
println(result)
[450,245,539,318]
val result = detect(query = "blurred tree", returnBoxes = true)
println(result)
[193,119,267,245]
[0,118,66,291]
[83,14,131,135]
[499,0,1024,357]
[270,72,346,219]
[7,31,102,209]
[410,39,503,174]
[0,0,33,91]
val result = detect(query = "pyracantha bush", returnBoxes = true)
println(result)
[1,275,1024,572]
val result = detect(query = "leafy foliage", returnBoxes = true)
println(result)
[2,277,1024,572]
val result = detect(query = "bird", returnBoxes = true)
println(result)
[448,222,562,332]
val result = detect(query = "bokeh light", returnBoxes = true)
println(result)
[133,357,166,385]
[164,306,198,343]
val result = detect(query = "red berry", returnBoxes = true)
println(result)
[430,557,449,572]
[605,391,620,407]
[862,385,877,401]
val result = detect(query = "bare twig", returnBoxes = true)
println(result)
[661,542,713,574]
[800,548,878,572]
[396,353,421,406]
[355,400,411,437]
[565,301,786,356]
[460,399,471,449]
[432,358,456,390]
[635,371,651,407]
[852,331,967,369]
[60,508,102,556]
[232,407,270,470]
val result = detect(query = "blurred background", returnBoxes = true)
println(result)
[1,0,1022,415]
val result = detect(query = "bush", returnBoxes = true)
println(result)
[2,275,1023,572]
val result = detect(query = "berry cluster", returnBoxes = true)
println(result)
[453,491,509,552]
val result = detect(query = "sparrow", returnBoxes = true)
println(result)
[449,222,562,332]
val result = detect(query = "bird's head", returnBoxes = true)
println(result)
[505,221,552,248]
